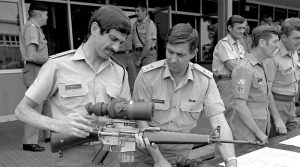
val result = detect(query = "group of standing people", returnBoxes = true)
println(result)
[16,1,300,167]
[213,15,300,149]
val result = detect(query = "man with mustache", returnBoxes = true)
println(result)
[133,23,236,167]
[230,25,280,148]
[264,17,300,138]
[15,5,131,167]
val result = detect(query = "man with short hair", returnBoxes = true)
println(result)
[133,23,237,167]
[230,25,280,147]
[212,15,246,121]
[16,5,131,167]
[19,1,49,152]
[264,17,300,138]
[132,2,157,72]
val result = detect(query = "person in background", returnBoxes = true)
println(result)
[133,23,237,167]
[16,5,131,167]
[19,1,49,152]
[240,23,252,53]
[230,25,280,150]
[212,15,246,121]
[264,17,300,138]
[132,2,157,72]
[260,15,273,26]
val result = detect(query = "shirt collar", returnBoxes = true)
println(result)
[226,34,238,45]
[72,44,86,60]
[162,61,194,81]
[246,53,260,66]
[30,19,41,29]
[278,40,290,57]
[138,16,149,24]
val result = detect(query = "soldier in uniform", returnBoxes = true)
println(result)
[19,2,49,152]
[132,2,157,72]
[15,5,131,167]
[230,25,280,148]
[133,23,237,167]
[264,18,300,138]
[212,15,246,121]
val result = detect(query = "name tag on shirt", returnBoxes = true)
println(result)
[152,99,165,104]
[65,84,82,90]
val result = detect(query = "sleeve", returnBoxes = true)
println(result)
[119,70,131,100]
[232,65,252,100]
[25,59,58,105]
[203,78,225,118]
[146,21,157,40]
[132,71,152,102]
[263,57,277,84]
[24,25,39,46]
[216,41,236,62]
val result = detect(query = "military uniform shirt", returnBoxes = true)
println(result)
[133,60,224,133]
[25,45,131,119]
[232,53,269,119]
[19,19,48,61]
[212,34,245,75]
[264,41,300,96]
[132,16,157,48]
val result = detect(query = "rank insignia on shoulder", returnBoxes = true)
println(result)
[192,63,213,78]
[142,60,164,73]
[50,50,76,59]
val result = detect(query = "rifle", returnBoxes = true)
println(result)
[50,100,260,166]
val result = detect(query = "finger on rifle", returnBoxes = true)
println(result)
[70,114,91,125]
[135,134,145,149]
[144,137,151,147]
[72,120,94,133]
[70,127,90,138]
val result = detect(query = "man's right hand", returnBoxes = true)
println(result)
[53,113,93,138]
[256,131,268,145]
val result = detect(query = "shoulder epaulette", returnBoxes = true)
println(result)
[192,63,213,78]
[142,60,165,73]
[50,50,76,59]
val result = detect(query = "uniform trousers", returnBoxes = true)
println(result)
[23,63,51,144]
[269,99,299,138]
[134,49,157,73]
[113,52,137,93]
[216,79,234,122]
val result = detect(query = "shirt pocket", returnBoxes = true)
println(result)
[250,75,267,101]
[278,66,296,85]
[59,83,88,98]
[152,99,170,124]
[38,38,48,51]
[105,85,121,101]
[180,102,202,123]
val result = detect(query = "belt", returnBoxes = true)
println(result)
[117,50,133,54]
[217,74,231,80]
[135,46,156,52]
[272,92,295,102]
[26,61,42,66]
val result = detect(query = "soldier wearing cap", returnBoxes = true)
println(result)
[133,23,236,167]
[264,18,300,138]
[212,15,246,122]
[132,2,157,72]
[16,5,131,167]
[19,1,49,152]
[230,25,280,148]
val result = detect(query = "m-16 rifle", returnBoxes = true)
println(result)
[50,100,260,166]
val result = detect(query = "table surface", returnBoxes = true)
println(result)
[208,128,300,164]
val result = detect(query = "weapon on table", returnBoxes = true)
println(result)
[50,100,260,165]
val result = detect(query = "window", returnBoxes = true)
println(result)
[148,0,174,9]
[288,10,298,18]
[260,5,274,22]
[274,8,287,21]
[245,3,258,20]
[0,1,23,69]
[201,17,217,62]
[177,0,200,13]
[202,0,218,15]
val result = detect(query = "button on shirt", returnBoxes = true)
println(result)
[132,16,157,48]
[264,41,300,96]
[133,60,224,133]
[20,19,48,61]
[212,34,245,75]
[232,53,269,119]
[25,45,131,119]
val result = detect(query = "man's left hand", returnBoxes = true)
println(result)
[274,119,287,135]
[225,159,237,167]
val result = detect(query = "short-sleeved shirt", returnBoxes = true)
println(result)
[25,45,131,119]
[263,41,300,96]
[232,53,269,119]
[212,34,245,76]
[133,60,224,133]
[19,19,48,61]
[132,17,157,48]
